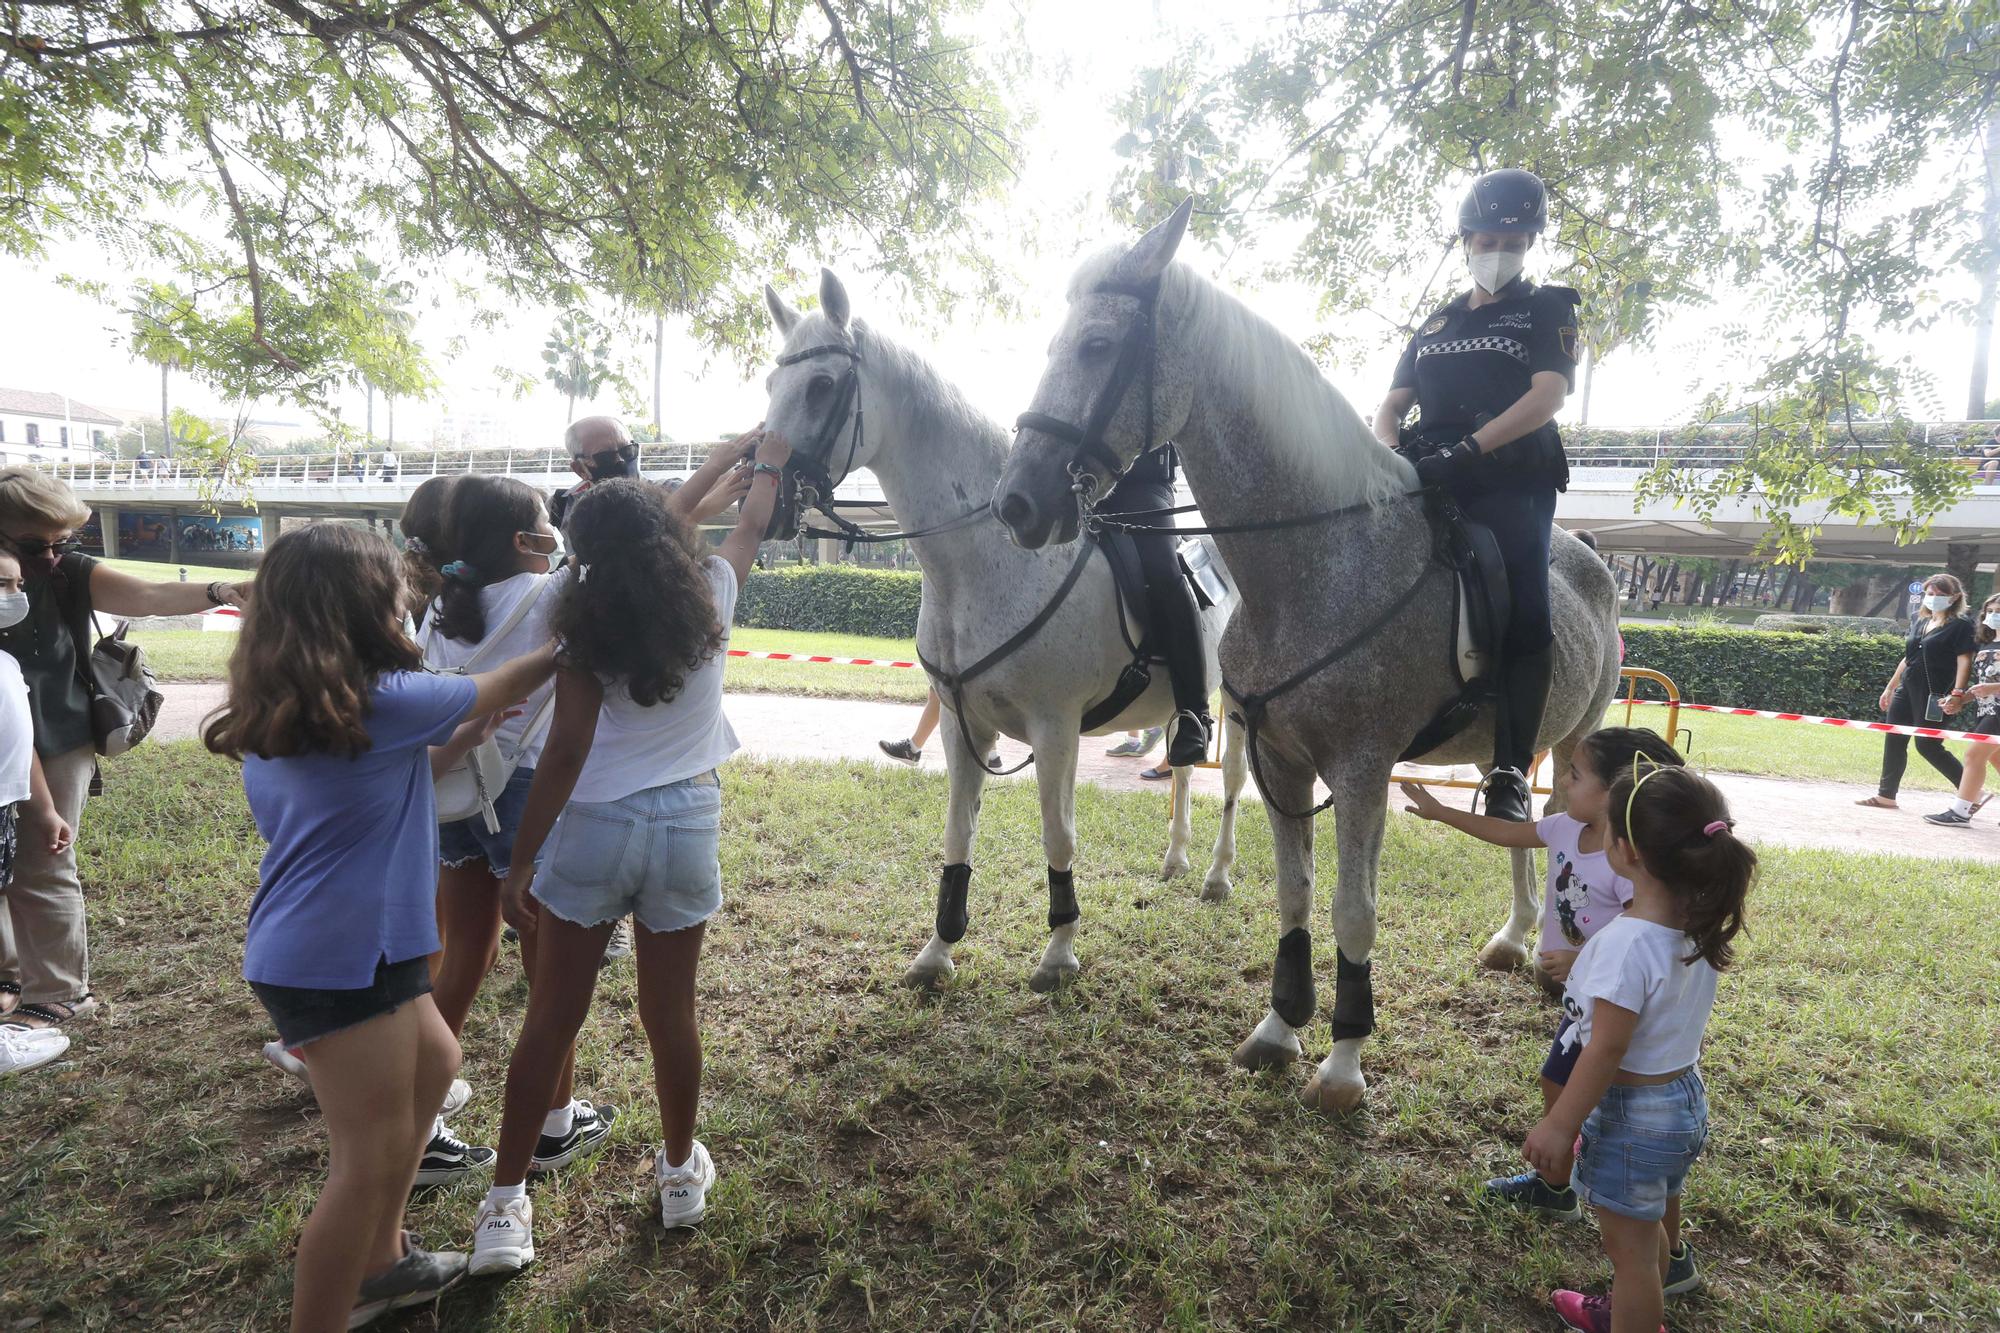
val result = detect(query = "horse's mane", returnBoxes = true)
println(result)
[784,311,1010,472]
[1067,249,1415,510]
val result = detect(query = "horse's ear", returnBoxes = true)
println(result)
[1115,197,1195,285]
[765,283,801,336]
[819,267,851,330]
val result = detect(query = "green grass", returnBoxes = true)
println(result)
[101,556,255,584]
[4,746,1995,1329]
[1651,704,1959,794]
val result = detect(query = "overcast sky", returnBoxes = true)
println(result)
[1,0,1990,452]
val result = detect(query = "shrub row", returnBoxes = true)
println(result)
[1620,624,1905,721]
[733,567,1921,723]
[738,564,922,638]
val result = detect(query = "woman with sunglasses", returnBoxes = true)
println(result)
[0,468,250,1030]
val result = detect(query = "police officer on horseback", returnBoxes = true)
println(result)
[1372,168,1581,822]
[1100,443,1213,768]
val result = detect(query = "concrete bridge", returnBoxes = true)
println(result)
[39,446,2000,571]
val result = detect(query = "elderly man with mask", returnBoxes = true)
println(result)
[548,416,755,533]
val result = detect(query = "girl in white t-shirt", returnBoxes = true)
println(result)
[1530,764,1755,1333]
[466,430,783,1276]
[1401,727,1685,1219]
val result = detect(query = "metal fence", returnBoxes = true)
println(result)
[38,442,720,488]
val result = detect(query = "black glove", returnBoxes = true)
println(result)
[1414,437,1482,489]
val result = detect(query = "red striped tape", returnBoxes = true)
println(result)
[1627,697,2000,744]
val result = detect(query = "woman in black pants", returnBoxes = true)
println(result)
[1858,573,1975,809]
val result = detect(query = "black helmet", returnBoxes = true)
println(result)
[1458,169,1547,235]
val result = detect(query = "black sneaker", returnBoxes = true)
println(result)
[351,1231,468,1326]
[530,1100,618,1174]
[878,738,920,764]
[414,1119,497,1188]
[1663,1241,1702,1296]
[1482,1169,1582,1220]
[1924,807,1973,827]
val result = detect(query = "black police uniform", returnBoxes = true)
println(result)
[1391,276,1581,784]
[1100,445,1211,765]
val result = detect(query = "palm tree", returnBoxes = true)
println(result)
[127,284,192,457]
[543,313,614,422]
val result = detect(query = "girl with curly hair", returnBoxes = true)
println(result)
[203,523,553,1332]
[466,428,787,1275]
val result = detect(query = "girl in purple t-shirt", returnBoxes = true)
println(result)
[203,524,552,1333]
[1400,726,1684,1221]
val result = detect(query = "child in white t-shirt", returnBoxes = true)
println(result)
[0,548,76,1069]
[1529,764,1755,1333]
[1400,727,1685,1221]
[466,429,785,1276]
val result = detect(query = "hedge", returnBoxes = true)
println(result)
[1620,624,1905,720]
[738,564,922,638]
[733,568,1918,722]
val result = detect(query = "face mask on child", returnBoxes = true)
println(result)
[0,590,27,630]
[1983,611,2000,631]
[1923,593,1954,612]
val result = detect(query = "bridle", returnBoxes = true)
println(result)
[774,338,866,512]
[1013,274,1163,505]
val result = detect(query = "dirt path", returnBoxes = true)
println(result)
[153,681,1999,863]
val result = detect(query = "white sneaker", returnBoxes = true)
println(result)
[261,1040,309,1084]
[439,1078,471,1118]
[603,917,634,962]
[0,1025,70,1079]
[467,1195,535,1276]
[656,1140,715,1228]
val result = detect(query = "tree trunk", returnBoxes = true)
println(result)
[653,313,665,439]
[1579,349,1594,426]
[159,362,171,458]
[1948,542,1982,602]
[1775,568,1797,609]
[1971,101,2000,420]
[366,384,375,445]
[387,395,395,450]
[1710,559,1740,606]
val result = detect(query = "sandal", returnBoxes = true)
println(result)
[0,995,98,1030]
[1854,795,1898,809]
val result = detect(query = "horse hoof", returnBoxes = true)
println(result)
[1199,875,1232,903]
[1477,933,1530,971]
[1232,1032,1300,1072]
[1028,961,1078,994]
[1300,1070,1366,1116]
[901,956,956,990]
[1159,857,1192,881]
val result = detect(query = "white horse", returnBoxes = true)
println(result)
[762,270,1251,993]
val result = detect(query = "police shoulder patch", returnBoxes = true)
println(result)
[1420,315,1448,336]
[1559,326,1579,360]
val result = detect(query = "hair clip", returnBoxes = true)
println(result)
[1702,819,1730,837]
[440,560,476,581]
[405,537,428,556]
[575,563,590,583]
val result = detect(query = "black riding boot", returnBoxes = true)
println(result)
[1485,645,1554,822]
[1168,708,1212,767]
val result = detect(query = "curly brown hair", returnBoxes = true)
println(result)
[399,475,462,623]
[203,524,421,760]
[1607,764,1756,970]
[553,479,722,706]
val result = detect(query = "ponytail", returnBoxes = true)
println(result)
[399,475,461,622]
[1607,765,1756,970]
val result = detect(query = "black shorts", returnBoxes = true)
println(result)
[249,954,432,1051]
[1541,1016,1581,1086]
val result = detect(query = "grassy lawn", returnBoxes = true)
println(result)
[1605,699,1960,795]
[4,746,1994,1330]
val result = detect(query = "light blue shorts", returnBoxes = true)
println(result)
[531,771,722,936]
[1573,1067,1709,1222]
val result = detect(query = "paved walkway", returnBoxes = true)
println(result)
[153,681,1999,863]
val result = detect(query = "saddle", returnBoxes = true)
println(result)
[1396,493,1513,762]
[1080,529,1225,732]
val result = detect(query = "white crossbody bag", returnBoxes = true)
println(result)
[422,579,557,833]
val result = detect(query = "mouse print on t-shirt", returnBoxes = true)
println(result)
[1553,854,1591,946]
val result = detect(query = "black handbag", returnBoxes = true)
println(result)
[56,560,165,757]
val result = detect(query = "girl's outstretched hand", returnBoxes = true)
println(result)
[1399,780,1444,820]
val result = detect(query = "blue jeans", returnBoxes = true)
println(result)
[531,772,722,935]
[438,766,538,879]
[1573,1068,1709,1221]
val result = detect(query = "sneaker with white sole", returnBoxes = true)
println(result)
[260,1040,310,1084]
[602,917,633,964]
[440,1077,471,1118]
[657,1140,715,1228]
[530,1099,618,1174]
[1663,1241,1702,1296]
[0,1025,70,1079]
[414,1118,497,1188]
[467,1195,535,1276]
[349,1232,467,1328]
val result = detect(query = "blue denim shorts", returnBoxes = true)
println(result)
[249,954,432,1050]
[1573,1068,1709,1221]
[1540,1017,1581,1086]
[531,771,721,935]
[438,766,538,878]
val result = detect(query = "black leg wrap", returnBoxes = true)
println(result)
[1271,927,1315,1028]
[1047,867,1079,930]
[936,863,972,944]
[1329,949,1375,1043]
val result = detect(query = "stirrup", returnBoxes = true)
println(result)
[1478,766,1532,821]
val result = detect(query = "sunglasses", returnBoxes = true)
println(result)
[9,536,81,559]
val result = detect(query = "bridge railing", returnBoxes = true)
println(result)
[40,442,720,488]
[1565,420,2000,471]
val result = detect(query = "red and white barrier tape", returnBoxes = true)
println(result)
[725,649,918,668]
[1627,697,2000,744]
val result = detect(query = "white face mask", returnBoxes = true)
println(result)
[1468,249,1526,294]
[1923,593,1953,612]
[1982,611,2000,631]
[0,590,26,630]
[523,528,566,571]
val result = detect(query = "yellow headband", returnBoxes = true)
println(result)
[1624,756,1673,835]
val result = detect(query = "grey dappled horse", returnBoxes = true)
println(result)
[762,270,1251,994]
[994,204,1621,1112]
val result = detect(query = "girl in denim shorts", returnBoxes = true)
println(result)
[466,430,782,1276]
[1523,764,1756,1333]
